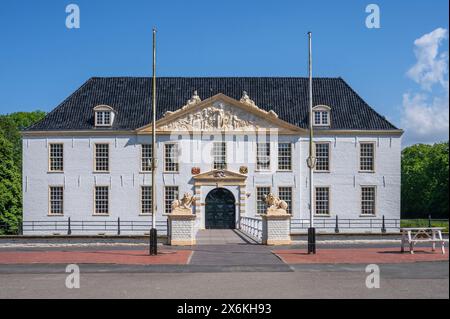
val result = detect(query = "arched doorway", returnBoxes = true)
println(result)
[205,188,236,229]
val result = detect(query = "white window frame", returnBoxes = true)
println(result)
[164,186,179,214]
[312,105,331,127]
[361,186,377,216]
[256,142,271,171]
[94,105,115,127]
[212,141,227,170]
[141,144,153,172]
[256,186,271,215]
[94,143,110,172]
[278,186,293,214]
[95,111,112,126]
[48,186,64,216]
[360,142,375,172]
[277,143,292,171]
[314,186,331,216]
[164,143,179,173]
[94,186,109,215]
[48,143,64,172]
[314,142,330,172]
[141,186,153,215]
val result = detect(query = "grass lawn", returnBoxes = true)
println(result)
[401,219,449,232]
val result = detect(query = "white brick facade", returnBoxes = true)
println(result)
[22,129,402,235]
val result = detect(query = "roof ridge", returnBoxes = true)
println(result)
[89,76,342,79]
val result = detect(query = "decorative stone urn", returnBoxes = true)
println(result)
[260,193,292,245]
[166,193,197,246]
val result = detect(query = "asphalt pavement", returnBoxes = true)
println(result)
[0,230,448,299]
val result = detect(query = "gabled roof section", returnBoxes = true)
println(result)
[136,93,305,134]
[25,77,399,132]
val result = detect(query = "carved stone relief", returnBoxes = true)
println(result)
[159,101,278,131]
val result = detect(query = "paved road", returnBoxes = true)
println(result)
[0,231,448,299]
[0,262,447,299]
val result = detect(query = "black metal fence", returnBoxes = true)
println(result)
[1,218,168,236]
[1,216,448,236]
[290,216,400,234]
[290,216,449,233]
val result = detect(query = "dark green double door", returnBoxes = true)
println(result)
[205,188,236,229]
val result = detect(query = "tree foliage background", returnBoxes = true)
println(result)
[0,111,46,234]
[401,142,449,219]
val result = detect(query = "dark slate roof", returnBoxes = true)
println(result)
[26,77,398,131]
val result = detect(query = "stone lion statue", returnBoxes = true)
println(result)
[172,193,195,210]
[264,193,288,211]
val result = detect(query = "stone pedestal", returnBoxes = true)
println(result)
[261,208,292,245]
[167,208,197,246]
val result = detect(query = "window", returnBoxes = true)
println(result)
[315,143,330,171]
[314,111,322,125]
[141,144,153,172]
[49,143,64,172]
[278,187,293,214]
[94,105,115,127]
[212,142,227,170]
[95,186,109,215]
[257,143,270,170]
[164,143,179,172]
[256,187,271,215]
[315,187,330,215]
[95,143,109,172]
[165,186,179,214]
[360,143,375,171]
[95,111,111,126]
[361,186,376,215]
[49,186,63,215]
[313,111,330,126]
[141,186,153,215]
[278,143,292,171]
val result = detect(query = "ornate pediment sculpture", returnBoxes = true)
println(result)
[136,93,306,135]
[159,102,278,132]
[240,91,256,107]
[185,90,202,107]
[213,170,226,178]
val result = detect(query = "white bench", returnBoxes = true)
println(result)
[400,227,446,255]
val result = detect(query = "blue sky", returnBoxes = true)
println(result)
[0,0,448,145]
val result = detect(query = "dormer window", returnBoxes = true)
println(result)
[96,111,111,126]
[313,105,331,126]
[94,105,115,127]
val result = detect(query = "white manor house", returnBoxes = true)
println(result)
[21,77,403,235]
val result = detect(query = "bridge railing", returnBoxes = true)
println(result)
[239,216,263,240]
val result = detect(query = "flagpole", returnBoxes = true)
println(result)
[149,27,158,256]
[307,31,316,254]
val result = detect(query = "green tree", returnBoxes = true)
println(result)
[0,131,22,234]
[0,111,46,234]
[401,142,449,219]
[426,142,449,217]
[0,111,46,169]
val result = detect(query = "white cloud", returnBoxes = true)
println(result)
[406,27,448,90]
[401,28,449,145]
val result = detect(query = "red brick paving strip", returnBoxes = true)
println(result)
[0,250,192,265]
[273,247,449,264]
